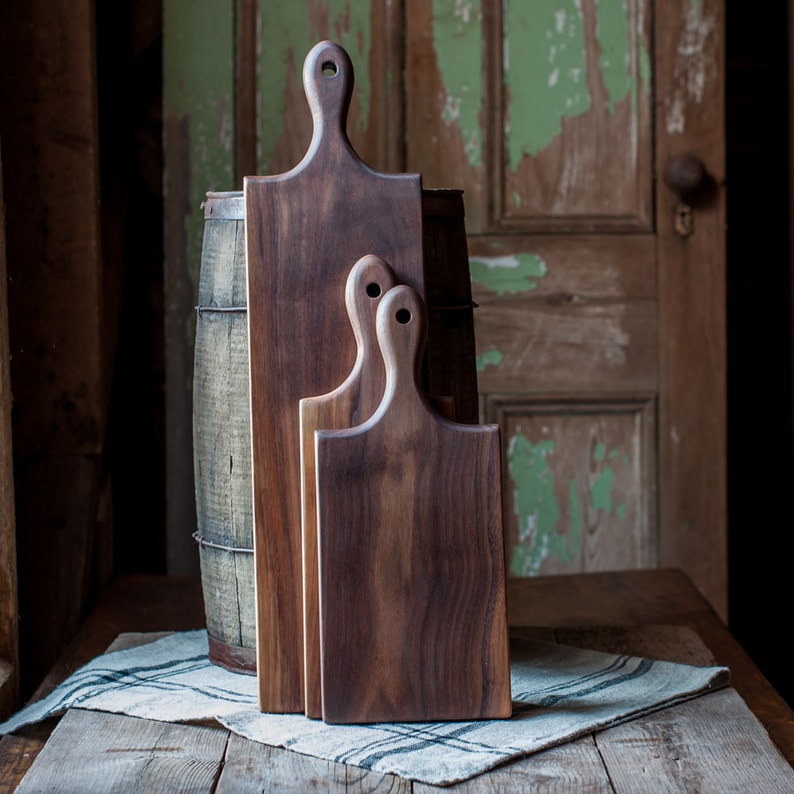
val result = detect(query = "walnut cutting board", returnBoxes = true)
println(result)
[245,41,424,713]
[315,285,511,724]
[299,254,397,719]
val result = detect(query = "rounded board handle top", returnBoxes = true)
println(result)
[346,255,398,358]
[376,284,428,407]
[303,40,354,147]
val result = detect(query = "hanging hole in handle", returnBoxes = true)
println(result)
[395,308,411,324]
[322,61,338,77]
[365,283,381,298]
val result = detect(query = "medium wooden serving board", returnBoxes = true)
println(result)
[316,285,511,723]
[245,41,424,712]
[299,254,397,719]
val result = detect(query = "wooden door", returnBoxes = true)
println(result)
[401,0,725,616]
[166,0,725,616]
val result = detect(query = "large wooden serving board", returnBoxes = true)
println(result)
[245,41,424,712]
[299,255,397,718]
[315,286,511,723]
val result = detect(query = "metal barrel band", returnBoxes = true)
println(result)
[192,531,254,554]
[195,305,247,317]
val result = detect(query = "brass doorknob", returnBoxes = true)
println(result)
[663,154,706,198]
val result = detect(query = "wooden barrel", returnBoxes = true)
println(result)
[193,188,478,674]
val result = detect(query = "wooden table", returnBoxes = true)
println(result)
[2,569,793,791]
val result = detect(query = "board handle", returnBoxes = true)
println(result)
[376,285,429,410]
[346,254,398,368]
[303,40,355,158]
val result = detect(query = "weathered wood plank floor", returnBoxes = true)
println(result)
[2,572,793,792]
[10,626,794,792]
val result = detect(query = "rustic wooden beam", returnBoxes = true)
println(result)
[0,145,19,721]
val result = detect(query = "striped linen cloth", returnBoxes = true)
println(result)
[0,630,729,786]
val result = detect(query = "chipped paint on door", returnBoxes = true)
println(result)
[596,0,650,113]
[258,2,374,170]
[164,0,235,288]
[497,398,654,578]
[504,0,649,165]
[507,432,581,576]
[590,441,629,520]
[469,253,547,294]
[476,348,504,374]
[665,0,717,134]
[431,0,484,167]
[505,0,590,164]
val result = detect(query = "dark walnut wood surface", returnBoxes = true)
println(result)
[245,40,424,713]
[300,255,398,719]
[316,286,510,723]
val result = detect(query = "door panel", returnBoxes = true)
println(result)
[486,394,656,578]
[488,0,653,232]
[468,235,657,393]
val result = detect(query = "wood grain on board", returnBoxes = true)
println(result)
[299,255,397,718]
[316,286,510,723]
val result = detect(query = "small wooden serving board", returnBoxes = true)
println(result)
[245,41,424,712]
[316,285,511,723]
[299,254,397,719]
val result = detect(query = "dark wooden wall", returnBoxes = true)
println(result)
[0,0,110,698]
[0,0,165,700]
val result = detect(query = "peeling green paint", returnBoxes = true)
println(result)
[639,40,651,95]
[469,253,547,294]
[432,0,483,168]
[476,348,504,373]
[505,0,648,166]
[258,2,373,171]
[258,6,310,171]
[589,444,629,516]
[595,0,633,113]
[505,1,590,165]
[568,477,582,551]
[507,434,580,577]
[164,0,235,290]
[590,465,614,513]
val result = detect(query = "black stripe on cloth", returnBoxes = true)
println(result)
[33,655,211,714]
[334,720,525,768]
[510,653,631,701]
[511,657,655,717]
[52,655,257,711]
[340,657,656,768]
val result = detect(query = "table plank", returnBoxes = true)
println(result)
[554,625,716,666]
[414,737,612,793]
[596,688,794,793]
[15,710,227,794]
[216,734,410,793]
[508,568,794,765]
